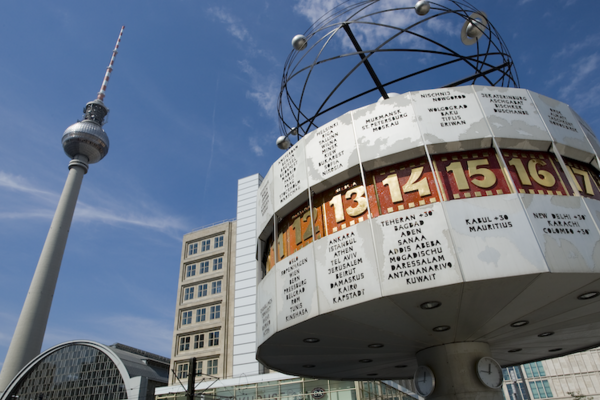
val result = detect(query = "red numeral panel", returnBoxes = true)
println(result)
[563,157,600,200]
[432,150,512,201]
[365,156,441,218]
[501,150,571,196]
[313,175,369,235]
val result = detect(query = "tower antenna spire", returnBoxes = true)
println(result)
[0,27,126,393]
[97,25,125,101]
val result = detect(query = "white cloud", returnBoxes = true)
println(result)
[294,0,433,52]
[545,71,566,87]
[571,82,600,112]
[293,0,342,25]
[0,171,187,239]
[0,171,58,202]
[559,53,600,98]
[207,7,251,43]
[238,60,279,116]
[249,137,264,156]
[554,33,600,59]
[206,8,279,67]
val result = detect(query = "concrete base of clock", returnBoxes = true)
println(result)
[416,342,504,400]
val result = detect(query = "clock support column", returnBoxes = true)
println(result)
[416,342,504,400]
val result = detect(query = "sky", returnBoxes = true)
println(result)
[0,0,599,370]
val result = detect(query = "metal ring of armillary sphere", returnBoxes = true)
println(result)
[277,0,519,149]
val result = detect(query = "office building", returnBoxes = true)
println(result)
[169,220,237,384]
[168,173,265,385]
[503,347,600,400]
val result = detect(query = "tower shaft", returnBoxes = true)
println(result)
[0,157,88,392]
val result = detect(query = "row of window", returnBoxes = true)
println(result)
[182,305,221,325]
[503,366,523,381]
[188,235,224,256]
[179,331,220,352]
[524,361,546,378]
[506,381,531,400]
[176,359,218,379]
[183,281,222,301]
[502,365,553,400]
[186,257,223,278]
[529,380,553,399]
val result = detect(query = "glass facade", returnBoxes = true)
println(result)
[503,363,556,400]
[523,362,546,379]
[528,380,553,399]
[6,344,127,400]
[156,377,415,400]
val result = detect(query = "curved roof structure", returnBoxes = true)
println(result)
[1,340,169,400]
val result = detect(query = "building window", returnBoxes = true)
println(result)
[200,261,210,274]
[194,334,204,349]
[201,239,211,252]
[505,366,523,381]
[208,331,220,347]
[184,287,194,301]
[536,362,546,377]
[214,236,224,248]
[207,359,218,375]
[211,281,222,294]
[213,257,223,271]
[210,305,221,320]
[188,243,197,256]
[515,366,523,379]
[524,362,546,378]
[529,381,553,399]
[531,363,540,378]
[186,264,196,278]
[177,363,189,379]
[196,308,206,322]
[519,383,531,400]
[196,361,203,376]
[541,381,552,398]
[179,337,190,352]
[182,311,192,325]
[198,284,208,298]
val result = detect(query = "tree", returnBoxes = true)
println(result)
[568,391,593,400]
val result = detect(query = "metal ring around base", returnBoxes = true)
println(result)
[68,159,89,174]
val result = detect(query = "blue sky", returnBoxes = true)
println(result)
[0,0,599,368]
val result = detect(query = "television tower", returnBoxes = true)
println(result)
[0,26,125,393]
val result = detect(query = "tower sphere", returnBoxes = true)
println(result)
[62,121,109,164]
[61,99,110,164]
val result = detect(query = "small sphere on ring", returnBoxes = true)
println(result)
[276,135,291,150]
[466,19,485,38]
[415,0,430,16]
[292,34,308,51]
